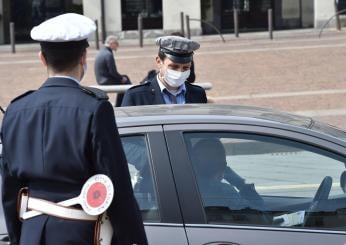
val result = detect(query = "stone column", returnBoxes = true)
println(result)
[83,0,122,40]
[163,0,202,35]
[314,0,336,28]
[0,0,4,44]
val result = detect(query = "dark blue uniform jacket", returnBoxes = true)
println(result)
[121,76,207,106]
[0,77,147,245]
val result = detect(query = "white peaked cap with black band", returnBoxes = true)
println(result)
[30,13,96,42]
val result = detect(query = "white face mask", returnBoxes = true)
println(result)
[163,68,190,88]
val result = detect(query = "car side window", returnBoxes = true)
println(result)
[184,132,346,230]
[121,135,160,222]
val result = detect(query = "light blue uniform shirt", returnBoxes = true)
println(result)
[157,75,186,104]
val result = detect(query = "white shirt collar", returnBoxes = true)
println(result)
[50,75,80,84]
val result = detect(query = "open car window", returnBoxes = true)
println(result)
[184,132,346,230]
[121,135,160,222]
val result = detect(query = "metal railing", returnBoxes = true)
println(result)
[182,9,274,42]
[186,16,226,43]
[90,82,213,94]
[10,22,15,53]
[319,9,346,38]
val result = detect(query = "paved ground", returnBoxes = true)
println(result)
[0,28,345,130]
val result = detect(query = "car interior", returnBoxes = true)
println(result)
[183,132,346,230]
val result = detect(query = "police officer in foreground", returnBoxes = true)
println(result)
[0,13,147,245]
[121,36,207,106]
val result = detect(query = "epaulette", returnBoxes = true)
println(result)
[128,82,150,90]
[81,86,109,101]
[187,83,203,88]
[11,90,35,104]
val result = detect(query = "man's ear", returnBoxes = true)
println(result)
[80,50,87,65]
[155,56,162,68]
[39,51,48,67]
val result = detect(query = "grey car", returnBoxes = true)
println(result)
[0,104,345,245]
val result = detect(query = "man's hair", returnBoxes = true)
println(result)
[105,35,118,46]
[158,50,167,61]
[40,41,87,72]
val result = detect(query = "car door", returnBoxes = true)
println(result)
[0,123,188,244]
[118,125,188,245]
[164,123,346,245]
[0,139,10,244]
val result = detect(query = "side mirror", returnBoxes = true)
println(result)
[0,235,10,245]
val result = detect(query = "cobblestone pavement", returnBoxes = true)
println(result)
[0,29,345,130]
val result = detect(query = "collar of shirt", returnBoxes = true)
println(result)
[49,75,80,84]
[156,74,186,96]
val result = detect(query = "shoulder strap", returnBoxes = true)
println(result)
[186,82,203,89]
[80,86,109,101]
[11,90,35,104]
[127,83,147,90]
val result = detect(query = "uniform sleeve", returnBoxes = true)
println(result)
[198,87,207,103]
[186,60,196,83]
[90,100,147,245]
[202,89,208,103]
[0,125,22,245]
[120,90,135,106]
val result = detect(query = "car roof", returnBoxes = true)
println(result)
[115,104,346,143]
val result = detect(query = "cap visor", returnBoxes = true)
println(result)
[165,53,192,64]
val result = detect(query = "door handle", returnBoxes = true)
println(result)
[203,242,241,245]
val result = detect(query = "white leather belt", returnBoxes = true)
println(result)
[19,191,98,222]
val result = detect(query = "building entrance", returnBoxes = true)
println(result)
[201,0,314,35]
[220,0,272,32]
[2,0,83,43]
[121,0,162,30]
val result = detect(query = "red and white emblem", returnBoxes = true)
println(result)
[80,174,114,215]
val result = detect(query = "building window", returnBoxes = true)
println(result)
[121,0,163,30]
[6,0,83,42]
[338,0,346,14]
[121,135,160,221]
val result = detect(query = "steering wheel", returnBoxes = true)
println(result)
[303,176,332,227]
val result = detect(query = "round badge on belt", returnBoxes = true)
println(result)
[80,174,114,215]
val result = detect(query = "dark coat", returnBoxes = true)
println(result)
[186,60,196,83]
[94,47,123,85]
[121,76,207,106]
[0,77,147,245]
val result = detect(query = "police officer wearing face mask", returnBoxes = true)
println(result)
[121,36,207,106]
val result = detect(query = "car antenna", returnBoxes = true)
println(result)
[0,106,5,114]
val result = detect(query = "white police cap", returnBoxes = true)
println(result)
[156,36,200,64]
[30,13,96,42]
